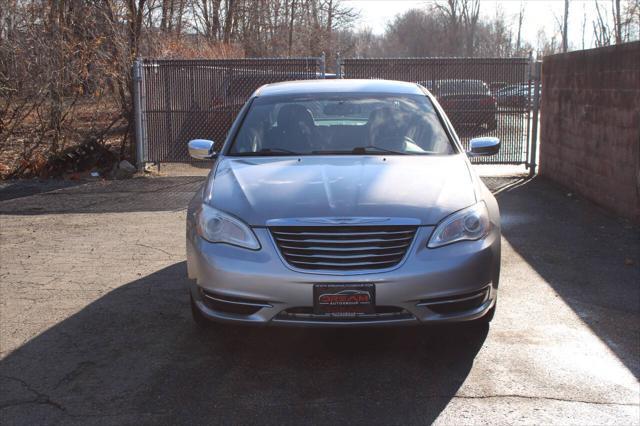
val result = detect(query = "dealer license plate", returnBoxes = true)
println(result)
[313,283,375,316]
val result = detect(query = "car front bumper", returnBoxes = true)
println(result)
[187,226,500,327]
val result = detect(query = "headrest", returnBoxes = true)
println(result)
[277,104,314,130]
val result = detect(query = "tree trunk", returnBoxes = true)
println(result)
[211,0,222,39]
[288,0,296,56]
[516,2,524,51]
[614,0,622,44]
[161,0,169,31]
[581,5,586,49]
[223,0,234,43]
[562,0,569,52]
[462,0,480,57]
[168,0,175,31]
[48,0,64,152]
[176,0,185,34]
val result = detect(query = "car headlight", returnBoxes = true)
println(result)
[196,204,260,250]
[428,201,491,248]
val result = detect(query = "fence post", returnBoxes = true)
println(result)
[320,52,326,78]
[132,58,145,171]
[336,53,342,78]
[529,60,542,177]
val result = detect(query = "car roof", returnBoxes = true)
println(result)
[255,79,425,97]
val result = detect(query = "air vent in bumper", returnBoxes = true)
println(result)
[200,289,271,315]
[276,306,414,322]
[417,286,491,315]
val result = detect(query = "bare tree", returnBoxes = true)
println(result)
[536,27,560,57]
[47,0,63,151]
[384,9,442,57]
[19,0,638,176]
[288,0,296,55]
[433,0,482,56]
[614,0,623,43]
[202,0,223,37]
[1,1,134,176]
[435,0,463,55]
[581,3,587,49]
[592,0,639,46]
[222,0,234,43]
[563,0,569,52]
[0,0,363,177]
[461,0,480,56]
[551,0,570,52]
[594,0,613,46]
[516,1,524,52]
[384,5,518,58]
[352,26,385,57]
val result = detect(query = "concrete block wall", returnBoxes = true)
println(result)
[540,42,640,221]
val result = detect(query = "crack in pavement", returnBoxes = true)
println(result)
[1,375,170,420]
[53,361,96,390]
[1,371,637,418]
[451,393,640,407]
[0,375,66,413]
[134,243,175,257]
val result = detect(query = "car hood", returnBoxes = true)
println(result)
[208,155,476,226]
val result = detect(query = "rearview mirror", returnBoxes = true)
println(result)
[323,102,359,116]
[188,139,217,160]
[468,137,500,157]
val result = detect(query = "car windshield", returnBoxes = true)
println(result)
[228,93,454,156]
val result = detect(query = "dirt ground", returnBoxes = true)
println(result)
[0,174,638,425]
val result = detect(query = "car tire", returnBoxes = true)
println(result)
[190,294,213,328]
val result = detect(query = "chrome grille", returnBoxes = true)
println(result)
[270,226,417,271]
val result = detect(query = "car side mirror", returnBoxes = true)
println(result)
[468,137,500,157]
[188,139,217,160]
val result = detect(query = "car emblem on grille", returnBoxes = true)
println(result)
[295,217,391,225]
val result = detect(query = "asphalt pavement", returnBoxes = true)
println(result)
[0,175,638,425]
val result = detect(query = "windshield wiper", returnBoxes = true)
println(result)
[310,150,351,155]
[352,145,408,155]
[234,148,300,156]
[309,146,410,155]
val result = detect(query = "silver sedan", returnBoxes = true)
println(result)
[186,79,501,327]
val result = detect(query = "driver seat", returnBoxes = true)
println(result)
[265,104,315,152]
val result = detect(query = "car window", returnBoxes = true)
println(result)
[228,93,455,156]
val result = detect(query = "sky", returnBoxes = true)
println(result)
[342,1,609,50]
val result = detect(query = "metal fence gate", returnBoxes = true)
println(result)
[134,56,539,168]
[340,57,538,165]
[134,57,324,164]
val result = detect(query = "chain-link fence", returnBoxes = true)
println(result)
[134,56,539,167]
[340,57,535,164]
[134,58,324,164]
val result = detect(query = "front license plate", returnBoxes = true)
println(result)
[313,283,375,316]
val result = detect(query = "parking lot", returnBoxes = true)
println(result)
[0,174,638,425]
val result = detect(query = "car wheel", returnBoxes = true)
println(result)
[190,294,213,328]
